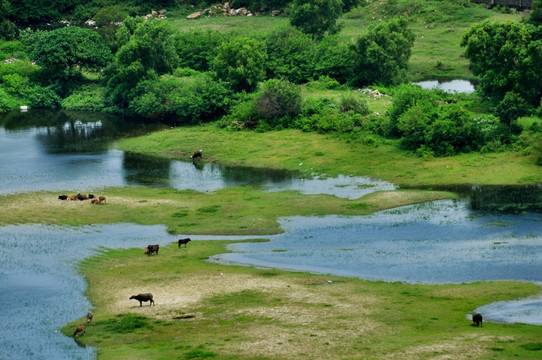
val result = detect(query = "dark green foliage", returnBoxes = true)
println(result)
[494,91,531,127]
[129,73,231,124]
[105,61,153,108]
[232,0,290,12]
[296,107,364,134]
[254,78,302,127]
[0,19,17,40]
[31,26,113,72]
[528,0,542,26]
[313,35,353,84]
[116,19,178,75]
[264,26,315,83]
[350,17,415,87]
[175,29,224,72]
[289,0,343,39]
[9,0,86,23]
[387,84,436,137]
[211,36,267,92]
[461,20,542,107]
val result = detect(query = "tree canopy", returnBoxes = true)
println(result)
[30,26,112,72]
[461,20,542,107]
[289,0,343,39]
[350,17,415,86]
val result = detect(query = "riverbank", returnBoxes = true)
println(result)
[0,187,454,234]
[116,124,542,187]
[64,240,542,359]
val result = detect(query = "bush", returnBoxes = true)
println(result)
[61,85,105,111]
[27,85,60,109]
[387,84,436,137]
[339,92,369,115]
[494,91,531,127]
[254,78,302,127]
[313,35,353,84]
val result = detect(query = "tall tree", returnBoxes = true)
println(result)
[350,17,415,86]
[461,20,542,106]
[289,0,343,39]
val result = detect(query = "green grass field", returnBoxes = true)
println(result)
[65,240,542,359]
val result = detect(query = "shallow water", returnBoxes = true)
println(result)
[413,79,475,93]
[211,200,542,323]
[0,224,177,360]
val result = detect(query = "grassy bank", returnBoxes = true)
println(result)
[0,186,454,234]
[64,240,542,359]
[116,124,542,187]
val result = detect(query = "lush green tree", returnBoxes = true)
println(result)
[313,35,352,83]
[265,26,315,83]
[461,20,542,107]
[289,0,343,39]
[175,29,224,72]
[105,61,153,109]
[350,17,415,87]
[31,26,112,72]
[116,19,177,75]
[494,91,531,127]
[211,36,267,92]
[528,0,542,26]
[129,73,231,123]
[0,0,16,40]
[10,0,85,23]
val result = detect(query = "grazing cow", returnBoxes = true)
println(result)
[472,312,483,327]
[144,248,150,255]
[68,195,77,201]
[74,325,86,337]
[191,150,203,160]
[130,293,155,306]
[58,195,68,200]
[178,238,191,248]
[86,311,94,323]
[77,193,88,201]
[88,194,95,199]
[90,198,101,204]
[98,196,106,203]
[147,244,159,255]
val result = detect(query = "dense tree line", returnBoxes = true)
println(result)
[0,0,540,160]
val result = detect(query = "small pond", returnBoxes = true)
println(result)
[413,79,475,93]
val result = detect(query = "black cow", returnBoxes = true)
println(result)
[58,195,68,200]
[147,244,159,255]
[191,150,203,159]
[472,313,483,327]
[130,293,155,306]
[178,238,191,248]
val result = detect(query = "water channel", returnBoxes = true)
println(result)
[1,110,541,359]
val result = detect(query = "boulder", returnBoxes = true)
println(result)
[187,12,202,19]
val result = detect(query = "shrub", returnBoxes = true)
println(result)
[289,0,343,39]
[27,85,61,109]
[387,84,436,136]
[338,92,369,115]
[254,78,302,127]
[313,35,353,84]
[494,91,531,127]
[61,85,105,111]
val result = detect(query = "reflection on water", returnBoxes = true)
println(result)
[0,224,177,360]
[413,79,475,93]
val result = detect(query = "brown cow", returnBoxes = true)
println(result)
[144,248,150,255]
[74,325,86,337]
[147,244,159,255]
[90,198,101,204]
[68,195,77,201]
[98,196,106,203]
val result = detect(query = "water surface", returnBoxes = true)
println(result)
[413,79,475,93]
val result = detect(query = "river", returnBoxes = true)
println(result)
[1,110,541,359]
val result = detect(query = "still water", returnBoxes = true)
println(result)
[413,79,475,93]
[1,110,542,359]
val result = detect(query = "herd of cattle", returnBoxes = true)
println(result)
[58,193,106,204]
[73,238,192,338]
